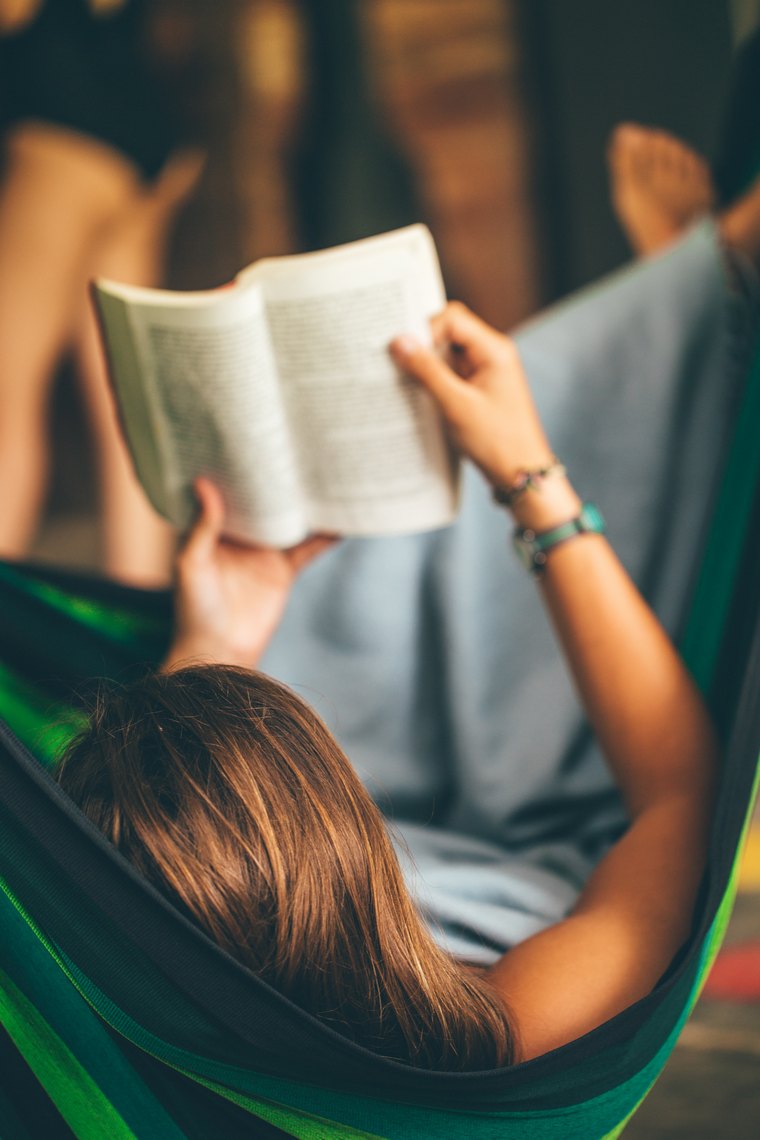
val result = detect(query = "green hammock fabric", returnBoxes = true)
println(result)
[0,360,758,1137]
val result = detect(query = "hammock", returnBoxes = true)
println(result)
[1,278,759,1137]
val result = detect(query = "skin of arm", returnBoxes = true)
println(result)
[390,303,719,1061]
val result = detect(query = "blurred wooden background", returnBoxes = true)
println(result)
[171,0,543,329]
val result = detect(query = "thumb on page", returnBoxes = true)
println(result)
[390,335,467,421]
[183,477,225,562]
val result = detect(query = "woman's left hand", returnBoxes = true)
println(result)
[162,477,336,671]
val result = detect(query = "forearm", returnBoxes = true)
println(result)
[511,476,718,820]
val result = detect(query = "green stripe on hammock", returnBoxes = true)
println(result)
[0,662,86,765]
[0,563,164,644]
[0,967,137,1140]
[680,345,760,689]
[603,752,760,1140]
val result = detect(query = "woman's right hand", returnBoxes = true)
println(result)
[390,302,554,492]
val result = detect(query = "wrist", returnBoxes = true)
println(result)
[489,449,584,528]
[513,501,606,577]
[161,633,260,673]
[505,475,583,530]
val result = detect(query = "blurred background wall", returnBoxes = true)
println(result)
[168,0,737,308]
[40,0,748,559]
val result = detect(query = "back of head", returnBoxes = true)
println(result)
[57,664,514,1069]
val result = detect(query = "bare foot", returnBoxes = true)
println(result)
[719,173,760,267]
[608,123,715,255]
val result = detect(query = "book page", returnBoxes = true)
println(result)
[251,226,459,536]
[102,284,308,547]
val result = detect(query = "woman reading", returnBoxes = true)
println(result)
[55,135,760,1066]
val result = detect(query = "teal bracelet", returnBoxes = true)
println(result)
[512,503,606,577]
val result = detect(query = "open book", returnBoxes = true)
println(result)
[94,224,458,548]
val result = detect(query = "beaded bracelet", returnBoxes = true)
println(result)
[492,457,567,508]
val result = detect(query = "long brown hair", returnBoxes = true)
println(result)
[57,665,514,1069]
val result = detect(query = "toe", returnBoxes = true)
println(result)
[607,122,646,166]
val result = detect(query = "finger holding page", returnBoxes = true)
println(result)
[431,300,513,372]
[178,476,225,567]
[390,302,553,490]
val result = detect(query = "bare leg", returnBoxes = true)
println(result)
[608,123,715,255]
[75,150,204,586]
[0,124,139,556]
[608,121,760,274]
[0,1,43,35]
